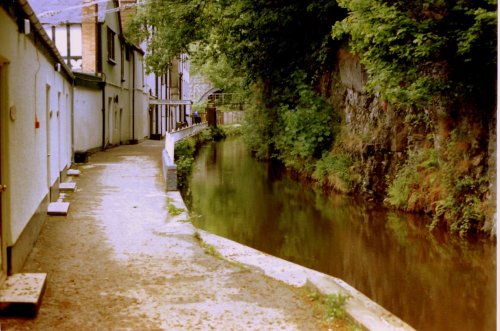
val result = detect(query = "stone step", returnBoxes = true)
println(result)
[59,182,77,192]
[0,273,47,317]
[47,202,70,215]
[67,169,80,176]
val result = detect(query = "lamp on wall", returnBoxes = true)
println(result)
[55,63,61,72]
[23,19,30,34]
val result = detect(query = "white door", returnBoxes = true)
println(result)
[46,85,52,201]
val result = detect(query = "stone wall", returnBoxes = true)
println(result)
[322,48,496,235]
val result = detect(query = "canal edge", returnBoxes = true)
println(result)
[167,191,415,331]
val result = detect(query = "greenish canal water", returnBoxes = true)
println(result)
[181,138,496,331]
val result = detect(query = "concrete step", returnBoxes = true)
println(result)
[47,202,70,215]
[59,182,77,192]
[0,273,47,317]
[67,169,80,176]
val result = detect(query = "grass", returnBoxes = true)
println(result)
[167,203,185,216]
[306,289,361,330]
[308,290,351,321]
[193,231,224,259]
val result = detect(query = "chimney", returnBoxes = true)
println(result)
[82,0,98,72]
[119,0,136,32]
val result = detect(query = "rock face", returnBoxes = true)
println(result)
[321,48,496,235]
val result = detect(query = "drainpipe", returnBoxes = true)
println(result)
[71,78,75,162]
[101,79,106,150]
[131,51,136,143]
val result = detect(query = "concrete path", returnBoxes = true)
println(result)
[0,140,339,330]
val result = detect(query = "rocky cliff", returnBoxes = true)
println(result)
[319,49,496,237]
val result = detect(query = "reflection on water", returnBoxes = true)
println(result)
[182,138,496,331]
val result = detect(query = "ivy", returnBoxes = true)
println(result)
[332,0,497,109]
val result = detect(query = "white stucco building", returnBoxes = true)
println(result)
[0,0,194,290]
[0,0,74,277]
[145,53,192,137]
[31,0,150,154]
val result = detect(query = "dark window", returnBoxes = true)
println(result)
[107,27,116,63]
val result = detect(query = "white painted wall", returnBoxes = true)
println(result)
[132,51,149,141]
[0,7,72,245]
[100,2,133,146]
[74,87,102,151]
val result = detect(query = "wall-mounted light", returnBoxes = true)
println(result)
[23,19,30,34]
[55,63,61,72]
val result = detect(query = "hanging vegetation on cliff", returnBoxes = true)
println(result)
[331,0,497,236]
[332,0,497,109]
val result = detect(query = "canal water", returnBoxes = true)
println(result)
[181,138,496,331]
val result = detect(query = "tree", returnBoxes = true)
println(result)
[128,0,345,163]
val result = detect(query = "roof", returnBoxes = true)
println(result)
[5,0,75,81]
[28,0,107,25]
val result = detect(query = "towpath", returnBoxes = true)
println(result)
[0,140,343,330]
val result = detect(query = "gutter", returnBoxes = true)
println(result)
[101,79,106,150]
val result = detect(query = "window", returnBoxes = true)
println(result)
[107,27,116,63]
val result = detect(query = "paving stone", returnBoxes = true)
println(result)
[47,202,70,215]
[59,182,77,192]
[0,273,47,317]
[67,169,80,176]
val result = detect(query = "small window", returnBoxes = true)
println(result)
[107,27,116,63]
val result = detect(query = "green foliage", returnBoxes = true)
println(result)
[190,103,205,116]
[387,154,420,208]
[404,112,431,130]
[429,123,490,236]
[130,0,345,177]
[174,138,196,161]
[308,290,351,322]
[242,91,275,160]
[193,231,223,259]
[174,127,228,188]
[274,75,340,167]
[332,0,497,108]
[129,0,343,80]
[313,153,353,193]
[126,0,209,75]
[324,293,350,321]
[199,126,226,143]
[174,138,196,188]
[431,174,489,236]
[386,124,490,236]
[387,147,441,210]
[220,125,243,137]
[191,53,246,93]
[167,203,185,216]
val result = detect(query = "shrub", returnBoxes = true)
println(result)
[174,138,196,161]
[313,153,353,193]
[273,73,340,170]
